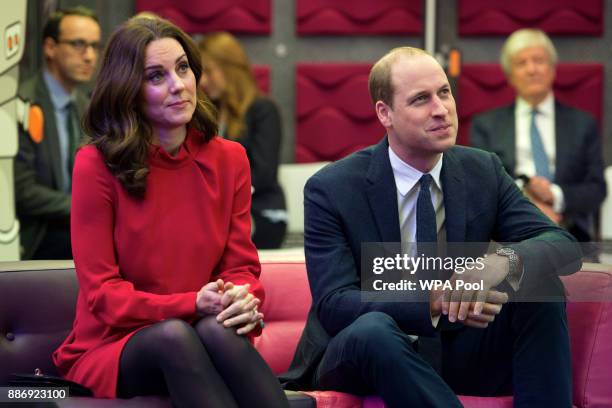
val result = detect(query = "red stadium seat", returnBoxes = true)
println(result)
[296,0,421,35]
[295,63,384,163]
[457,63,603,146]
[134,0,271,34]
[458,0,603,36]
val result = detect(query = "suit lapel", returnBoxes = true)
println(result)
[500,105,517,176]
[553,102,570,182]
[365,137,402,243]
[36,73,64,189]
[441,149,467,242]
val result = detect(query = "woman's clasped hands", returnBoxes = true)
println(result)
[196,279,264,335]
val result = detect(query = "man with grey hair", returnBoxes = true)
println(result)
[282,46,581,407]
[471,28,605,251]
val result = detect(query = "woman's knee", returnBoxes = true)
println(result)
[195,315,245,346]
[143,318,201,357]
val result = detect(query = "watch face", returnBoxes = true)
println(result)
[497,247,514,256]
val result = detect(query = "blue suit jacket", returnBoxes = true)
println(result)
[281,137,581,389]
[470,102,606,242]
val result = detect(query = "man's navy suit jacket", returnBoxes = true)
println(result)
[281,137,581,389]
[470,102,606,242]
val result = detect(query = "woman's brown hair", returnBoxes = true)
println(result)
[84,16,217,198]
[198,32,259,139]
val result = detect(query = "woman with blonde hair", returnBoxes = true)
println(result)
[199,32,287,249]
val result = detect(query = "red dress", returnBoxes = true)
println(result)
[53,129,264,398]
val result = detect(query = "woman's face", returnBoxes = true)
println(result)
[200,57,226,102]
[140,37,197,132]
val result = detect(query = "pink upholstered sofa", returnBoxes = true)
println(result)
[256,256,612,408]
[1,257,611,407]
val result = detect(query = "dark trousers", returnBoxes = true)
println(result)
[314,302,571,408]
[32,224,72,260]
[252,212,287,249]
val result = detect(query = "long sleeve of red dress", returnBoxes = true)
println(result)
[53,129,263,397]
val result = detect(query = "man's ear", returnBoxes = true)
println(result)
[42,37,57,61]
[375,100,392,128]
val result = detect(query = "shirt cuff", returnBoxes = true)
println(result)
[431,313,441,328]
[550,183,565,213]
[505,265,525,292]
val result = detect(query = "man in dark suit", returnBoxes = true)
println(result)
[281,47,582,407]
[15,7,100,259]
[471,28,605,248]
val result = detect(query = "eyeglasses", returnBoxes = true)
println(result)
[57,39,101,53]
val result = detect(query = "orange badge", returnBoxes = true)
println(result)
[28,105,44,144]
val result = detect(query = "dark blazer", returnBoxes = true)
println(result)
[470,101,606,242]
[241,96,286,215]
[14,71,88,259]
[281,137,581,389]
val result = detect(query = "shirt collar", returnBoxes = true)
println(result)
[388,146,443,196]
[43,69,75,110]
[516,92,554,117]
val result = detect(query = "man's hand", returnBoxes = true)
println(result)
[442,254,509,322]
[431,287,508,328]
[462,290,508,328]
[523,182,562,224]
[525,176,554,205]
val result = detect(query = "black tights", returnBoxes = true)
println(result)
[117,317,289,408]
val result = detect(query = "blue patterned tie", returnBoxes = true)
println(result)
[530,109,551,180]
[415,174,442,374]
[416,174,437,249]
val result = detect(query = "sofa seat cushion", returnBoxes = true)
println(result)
[363,395,514,407]
[56,391,315,407]
[254,261,311,374]
[302,390,362,408]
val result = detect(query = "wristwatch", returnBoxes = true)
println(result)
[496,247,523,289]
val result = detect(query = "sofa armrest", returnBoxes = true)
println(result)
[0,261,77,385]
[562,264,612,408]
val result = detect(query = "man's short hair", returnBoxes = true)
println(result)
[368,46,431,108]
[500,29,558,75]
[42,6,99,42]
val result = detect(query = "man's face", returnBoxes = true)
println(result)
[44,15,101,90]
[508,46,555,105]
[376,54,458,167]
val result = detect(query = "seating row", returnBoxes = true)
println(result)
[1,255,611,407]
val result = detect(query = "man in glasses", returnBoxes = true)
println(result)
[15,6,101,259]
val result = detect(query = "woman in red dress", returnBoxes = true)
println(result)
[52,16,289,407]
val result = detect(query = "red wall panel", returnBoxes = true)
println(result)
[296,0,422,36]
[252,65,270,94]
[296,63,384,163]
[135,0,271,34]
[458,0,603,36]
